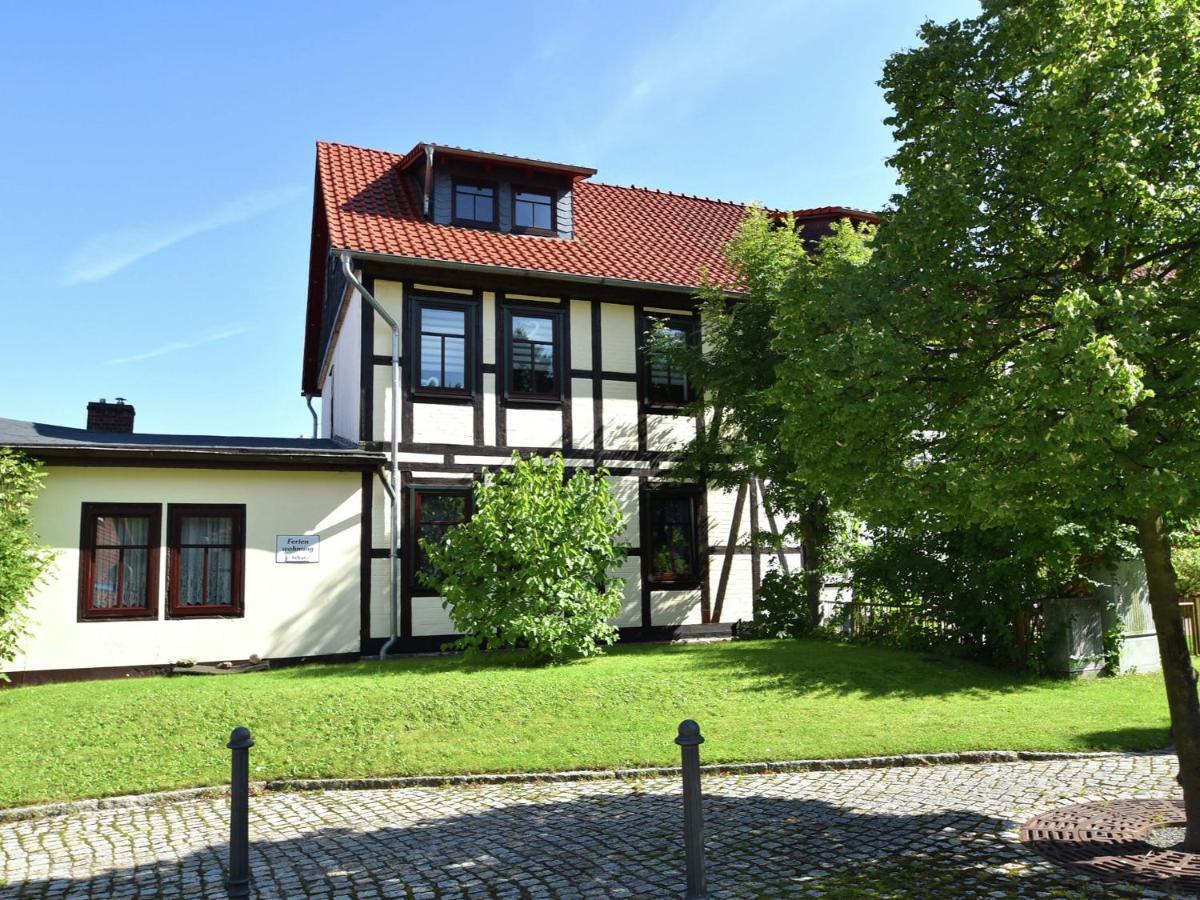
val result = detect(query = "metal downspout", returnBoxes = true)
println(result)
[305,396,319,439]
[339,252,402,660]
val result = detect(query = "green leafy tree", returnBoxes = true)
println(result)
[745,1,1200,843]
[652,230,867,628]
[420,453,628,663]
[0,450,53,676]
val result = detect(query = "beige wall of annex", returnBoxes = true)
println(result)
[13,466,362,673]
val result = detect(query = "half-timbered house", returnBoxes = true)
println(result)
[2,140,875,681]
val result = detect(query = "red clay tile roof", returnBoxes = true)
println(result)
[302,140,878,393]
[316,140,757,291]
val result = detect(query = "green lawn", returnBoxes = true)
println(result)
[0,639,1172,809]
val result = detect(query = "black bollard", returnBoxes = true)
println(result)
[675,719,707,899]
[226,726,254,899]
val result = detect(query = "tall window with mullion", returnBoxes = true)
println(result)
[413,488,473,593]
[167,504,245,617]
[78,503,161,619]
[643,315,695,409]
[417,303,471,395]
[453,181,495,227]
[645,491,700,584]
[513,189,554,233]
[506,309,560,399]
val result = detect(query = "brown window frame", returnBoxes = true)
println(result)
[638,312,698,413]
[77,503,162,621]
[410,296,478,401]
[511,186,557,236]
[502,305,563,403]
[451,179,498,229]
[410,486,474,596]
[643,488,702,587]
[166,504,246,618]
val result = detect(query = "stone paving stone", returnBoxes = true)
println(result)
[0,752,1187,898]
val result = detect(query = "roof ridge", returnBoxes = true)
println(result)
[584,179,762,211]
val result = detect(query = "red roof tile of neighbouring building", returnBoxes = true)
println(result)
[303,139,878,393]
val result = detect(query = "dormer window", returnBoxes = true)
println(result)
[453,180,496,228]
[513,189,555,235]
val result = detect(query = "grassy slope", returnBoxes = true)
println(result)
[0,640,1170,808]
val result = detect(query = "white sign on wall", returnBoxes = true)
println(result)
[276,534,320,563]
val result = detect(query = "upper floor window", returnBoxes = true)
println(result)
[453,181,496,227]
[505,308,561,401]
[513,189,555,234]
[644,490,701,585]
[413,487,473,592]
[415,300,474,397]
[78,503,161,620]
[641,314,696,410]
[167,504,245,617]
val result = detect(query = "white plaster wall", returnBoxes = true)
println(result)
[413,402,474,445]
[506,408,563,448]
[328,293,362,444]
[710,554,755,624]
[13,466,362,673]
[602,381,639,450]
[572,379,594,449]
[606,476,640,548]
[610,558,642,627]
[412,595,456,636]
[570,300,592,369]
[707,485,752,547]
[651,589,703,626]
[600,303,636,372]
[646,413,696,453]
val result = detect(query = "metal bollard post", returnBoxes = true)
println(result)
[676,719,707,899]
[226,726,254,899]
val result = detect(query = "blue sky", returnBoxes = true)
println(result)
[0,0,979,438]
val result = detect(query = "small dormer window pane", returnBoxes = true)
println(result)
[514,190,554,232]
[454,182,495,226]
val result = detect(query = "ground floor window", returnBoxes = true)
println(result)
[412,487,473,592]
[644,489,701,585]
[167,504,245,617]
[78,503,161,620]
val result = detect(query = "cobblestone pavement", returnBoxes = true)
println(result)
[0,752,1189,898]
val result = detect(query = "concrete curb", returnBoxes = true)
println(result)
[0,748,1171,824]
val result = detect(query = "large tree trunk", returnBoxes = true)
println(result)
[799,499,830,630]
[1137,509,1200,849]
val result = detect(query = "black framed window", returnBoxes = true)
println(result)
[513,189,555,234]
[641,315,696,410]
[453,181,496,227]
[167,504,245,618]
[412,488,473,591]
[78,503,161,620]
[645,491,700,584]
[415,300,473,397]
[505,308,561,400]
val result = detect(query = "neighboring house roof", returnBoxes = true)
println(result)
[0,418,382,469]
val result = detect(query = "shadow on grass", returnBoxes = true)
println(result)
[271,638,1049,702]
[1075,728,1172,752]
[3,787,1127,899]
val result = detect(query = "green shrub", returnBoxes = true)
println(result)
[421,453,628,664]
[0,450,54,676]
[734,566,812,639]
[1176,548,1200,599]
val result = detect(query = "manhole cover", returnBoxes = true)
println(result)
[1021,798,1200,890]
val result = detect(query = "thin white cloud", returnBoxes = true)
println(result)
[585,1,847,155]
[62,185,304,286]
[104,326,251,365]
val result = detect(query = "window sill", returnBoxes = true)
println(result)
[79,611,157,623]
[166,608,244,620]
[451,219,499,231]
[641,402,691,416]
[503,394,563,409]
[646,578,702,590]
[412,391,476,405]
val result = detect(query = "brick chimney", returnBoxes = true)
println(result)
[86,398,136,433]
